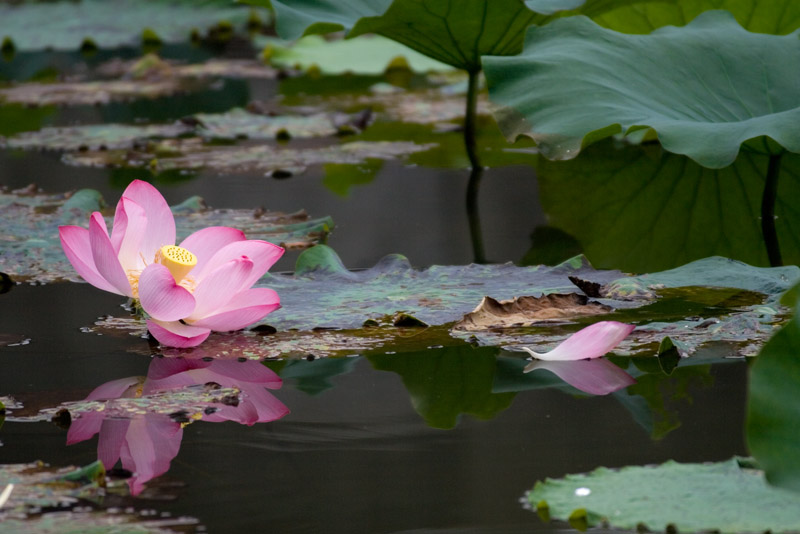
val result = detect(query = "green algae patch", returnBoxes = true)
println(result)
[0,188,332,284]
[526,458,800,533]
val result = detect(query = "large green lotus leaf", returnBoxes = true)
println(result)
[537,141,800,272]
[747,311,800,492]
[0,0,258,51]
[264,0,591,71]
[0,188,332,283]
[483,11,800,168]
[259,34,453,74]
[369,346,515,429]
[526,458,800,533]
[595,0,800,34]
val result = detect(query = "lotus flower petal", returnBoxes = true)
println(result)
[86,376,143,401]
[138,264,196,322]
[119,415,182,495]
[192,288,280,332]
[97,418,130,470]
[120,180,176,261]
[111,197,148,272]
[66,411,105,445]
[523,358,636,395]
[146,319,210,348]
[59,225,119,293]
[193,240,283,288]
[190,257,254,319]
[521,321,635,361]
[179,226,246,274]
[89,212,132,297]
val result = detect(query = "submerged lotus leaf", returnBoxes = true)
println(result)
[747,311,800,492]
[594,0,800,35]
[63,138,435,174]
[483,11,800,168]
[0,461,105,513]
[260,34,452,74]
[537,140,800,272]
[10,383,241,424]
[0,188,332,283]
[0,0,259,51]
[2,123,192,151]
[452,293,612,331]
[526,458,800,533]
[192,108,343,140]
[95,57,278,80]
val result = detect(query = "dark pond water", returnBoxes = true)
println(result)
[0,44,753,533]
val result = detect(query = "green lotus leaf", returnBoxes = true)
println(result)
[483,10,800,168]
[0,0,260,51]
[526,458,800,532]
[263,0,592,71]
[537,140,800,272]
[595,0,800,34]
[747,310,800,492]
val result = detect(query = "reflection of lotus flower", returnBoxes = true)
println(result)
[145,357,289,425]
[520,321,634,361]
[524,359,635,395]
[67,359,289,495]
[66,377,183,495]
[59,179,284,347]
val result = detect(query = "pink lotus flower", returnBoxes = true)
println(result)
[59,179,284,347]
[520,321,635,361]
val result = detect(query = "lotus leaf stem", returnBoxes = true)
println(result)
[762,153,783,267]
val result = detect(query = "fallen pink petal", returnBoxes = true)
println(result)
[58,179,284,347]
[520,321,635,361]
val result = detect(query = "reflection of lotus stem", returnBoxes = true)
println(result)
[465,69,486,264]
[467,166,486,264]
[762,153,783,267]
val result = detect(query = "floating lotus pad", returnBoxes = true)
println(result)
[526,458,800,533]
[0,0,260,51]
[0,79,195,106]
[1,109,368,151]
[483,11,800,168]
[62,139,435,174]
[0,461,200,530]
[0,188,332,283]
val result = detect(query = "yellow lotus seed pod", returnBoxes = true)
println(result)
[155,245,197,283]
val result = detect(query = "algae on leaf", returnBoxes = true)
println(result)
[484,11,800,168]
[526,458,800,533]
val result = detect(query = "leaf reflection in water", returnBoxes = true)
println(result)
[66,357,289,494]
[523,359,636,396]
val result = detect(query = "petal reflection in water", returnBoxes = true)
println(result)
[523,358,635,395]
